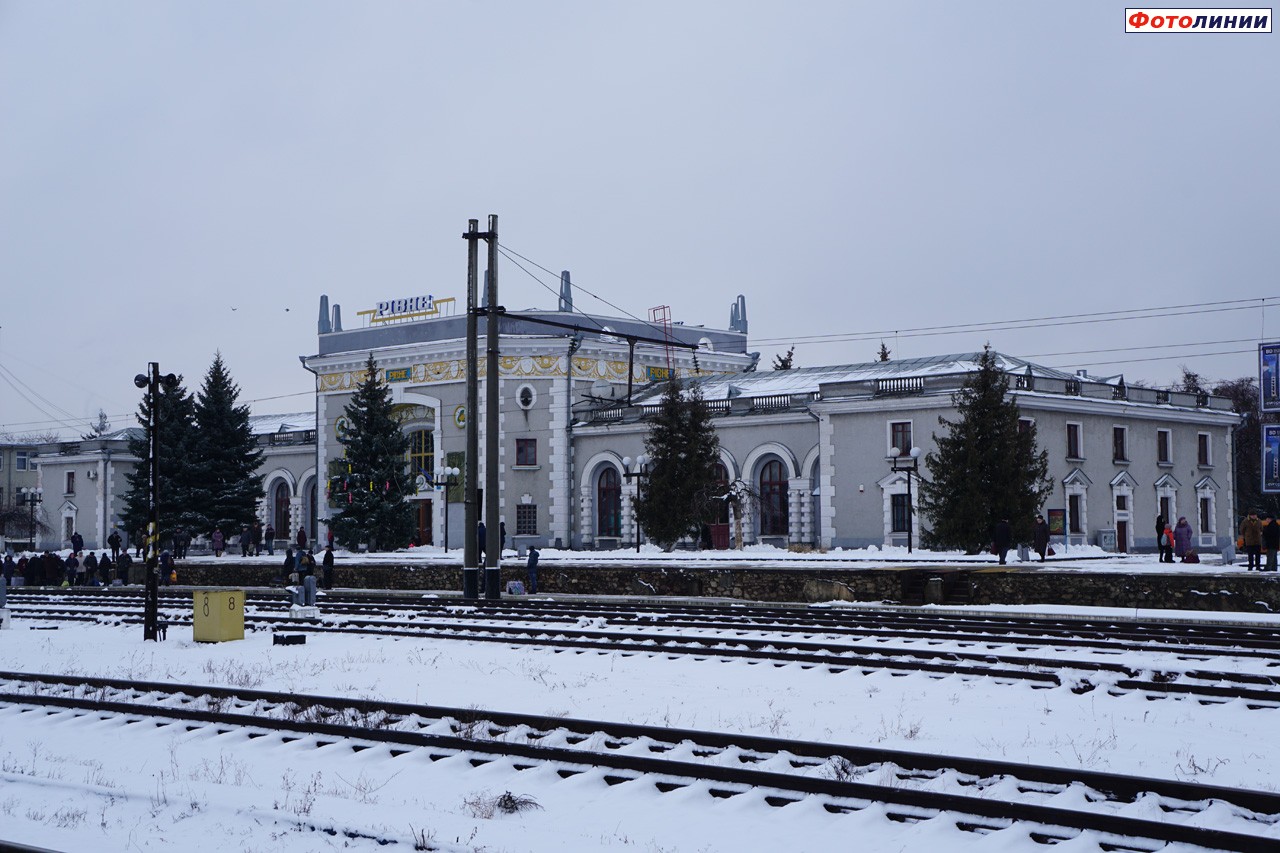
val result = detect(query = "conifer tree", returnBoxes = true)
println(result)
[772,346,796,370]
[634,378,722,549]
[877,342,891,362]
[191,352,264,534]
[122,376,200,544]
[327,354,415,551]
[917,347,1054,553]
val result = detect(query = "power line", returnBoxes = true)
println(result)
[751,297,1274,347]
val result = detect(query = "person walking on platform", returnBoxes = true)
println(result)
[992,518,1012,565]
[1032,514,1050,563]
[1240,510,1263,570]
[476,520,487,563]
[1263,513,1280,572]
[1160,522,1176,563]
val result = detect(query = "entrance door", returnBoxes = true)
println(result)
[1117,519,1128,553]
[416,500,433,546]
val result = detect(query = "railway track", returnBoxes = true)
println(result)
[9,590,1280,710]
[1,670,1277,852]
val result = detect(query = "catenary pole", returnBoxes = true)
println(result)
[484,214,501,598]
[462,219,480,598]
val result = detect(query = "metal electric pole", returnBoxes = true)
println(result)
[483,214,501,599]
[462,219,481,598]
[134,363,177,641]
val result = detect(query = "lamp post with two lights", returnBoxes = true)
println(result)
[888,446,921,554]
[18,487,43,551]
[435,465,460,554]
[621,454,649,553]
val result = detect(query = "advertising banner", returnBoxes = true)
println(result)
[1047,509,1066,536]
[1260,343,1280,413]
[1264,425,1280,494]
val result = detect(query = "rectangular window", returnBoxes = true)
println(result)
[889,421,912,455]
[890,493,911,533]
[1160,496,1171,521]
[1112,426,1127,462]
[515,438,537,467]
[516,503,538,536]
[1199,496,1212,531]
[1157,429,1171,464]
[1116,495,1128,511]
[1198,433,1211,466]
[65,471,75,495]
[15,451,27,471]
[1068,494,1083,533]
[1066,423,1082,459]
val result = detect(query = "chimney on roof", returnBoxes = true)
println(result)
[332,304,342,332]
[318,295,332,334]
[559,271,574,312]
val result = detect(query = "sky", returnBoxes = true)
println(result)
[1,2,1277,439]
[1,568,1277,851]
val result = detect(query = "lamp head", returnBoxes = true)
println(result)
[909,447,921,459]
[622,456,632,469]
[889,446,901,458]
[134,374,149,389]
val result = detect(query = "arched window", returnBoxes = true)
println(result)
[406,430,434,479]
[597,467,622,537]
[273,481,291,537]
[712,463,730,525]
[759,459,789,536]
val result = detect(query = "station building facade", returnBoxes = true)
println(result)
[303,294,1241,554]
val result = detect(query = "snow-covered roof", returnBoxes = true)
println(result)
[248,413,315,435]
[633,352,1079,403]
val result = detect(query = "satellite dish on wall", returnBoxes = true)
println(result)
[590,379,615,399]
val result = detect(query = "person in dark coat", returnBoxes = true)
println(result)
[2,554,14,587]
[265,524,276,556]
[1240,510,1263,570]
[296,527,308,551]
[992,519,1013,565]
[499,521,507,555]
[240,524,251,558]
[1173,517,1194,561]
[211,528,225,557]
[116,550,132,585]
[71,531,84,553]
[1155,515,1170,563]
[1032,514,1050,562]
[64,552,79,586]
[83,551,99,586]
[98,552,113,586]
[159,550,174,585]
[476,521,487,563]
[321,545,335,589]
[1262,513,1280,572]
[107,529,122,562]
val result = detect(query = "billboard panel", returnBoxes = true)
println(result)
[1261,343,1280,412]
[1264,424,1280,494]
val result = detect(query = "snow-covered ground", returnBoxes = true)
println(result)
[0,580,1277,852]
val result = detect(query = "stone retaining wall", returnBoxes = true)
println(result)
[166,561,1280,616]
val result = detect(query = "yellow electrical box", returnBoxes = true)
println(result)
[193,589,245,642]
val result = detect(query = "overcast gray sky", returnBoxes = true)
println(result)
[1,1,1276,438]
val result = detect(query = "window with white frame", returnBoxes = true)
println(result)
[1068,493,1084,533]
[516,503,537,536]
[16,451,28,470]
[65,471,75,495]
[1112,426,1128,462]
[1197,433,1212,466]
[889,421,912,455]
[1199,496,1213,532]
[1066,423,1082,459]
[1156,429,1171,465]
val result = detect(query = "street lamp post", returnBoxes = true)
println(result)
[435,466,460,554]
[621,454,649,554]
[134,364,178,642]
[18,487,43,550]
[889,446,921,554]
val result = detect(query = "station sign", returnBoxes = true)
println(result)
[377,295,436,319]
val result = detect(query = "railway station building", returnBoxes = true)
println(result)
[301,291,1241,555]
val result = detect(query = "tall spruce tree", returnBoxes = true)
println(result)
[917,347,1054,552]
[634,377,722,549]
[122,376,201,545]
[327,354,415,551]
[191,352,265,534]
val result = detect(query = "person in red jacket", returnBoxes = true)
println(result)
[296,527,308,551]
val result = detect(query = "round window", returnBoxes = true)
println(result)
[516,385,536,410]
